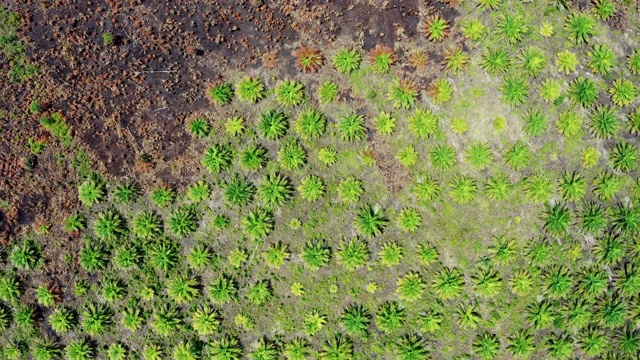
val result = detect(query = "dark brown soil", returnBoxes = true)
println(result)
[0,0,453,277]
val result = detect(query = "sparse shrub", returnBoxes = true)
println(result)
[429,144,456,170]
[240,144,268,171]
[303,310,327,336]
[336,237,370,271]
[318,147,338,166]
[523,173,554,203]
[484,173,512,201]
[283,338,311,360]
[481,47,511,75]
[243,207,274,240]
[449,175,478,205]
[456,302,481,329]
[519,46,547,77]
[337,113,366,141]
[121,307,143,332]
[167,206,198,237]
[412,174,442,203]
[432,267,465,300]
[376,301,406,333]
[236,76,265,103]
[207,82,234,106]
[102,278,126,302]
[106,343,127,360]
[81,302,112,335]
[395,334,429,360]
[132,211,162,239]
[79,242,108,272]
[593,0,616,20]
[187,180,211,202]
[507,329,535,358]
[301,240,331,270]
[209,275,238,305]
[10,238,41,270]
[540,79,564,103]
[609,141,638,172]
[78,178,105,207]
[146,239,180,272]
[341,304,371,337]
[461,18,486,40]
[407,109,439,139]
[441,46,469,74]
[258,173,292,208]
[504,141,531,170]
[395,272,425,302]
[543,203,571,236]
[333,48,362,74]
[579,201,607,234]
[318,80,339,104]
[294,108,326,139]
[500,76,529,106]
[593,171,622,201]
[247,280,272,305]
[388,78,419,109]
[278,139,307,170]
[276,79,305,107]
[396,208,421,233]
[422,14,449,42]
[338,177,364,203]
[65,339,94,360]
[427,78,453,104]
[473,332,500,360]
[569,77,598,108]
[294,46,324,73]
[527,299,556,329]
[368,44,395,74]
[187,118,210,138]
[578,325,607,357]
[609,78,636,107]
[544,264,573,298]
[397,145,418,167]
[588,44,616,75]
[559,171,586,202]
[509,269,535,296]
[629,50,640,75]
[210,335,243,360]
[565,12,597,44]
[150,305,181,336]
[496,13,528,43]
[225,174,256,206]
[472,265,502,297]
[150,186,176,207]
[203,142,234,174]
[354,204,388,237]
[465,142,493,169]
[225,116,245,136]
[298,175,325,202]
[556,50,579,74]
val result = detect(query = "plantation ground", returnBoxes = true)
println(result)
[2,0,640,360]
